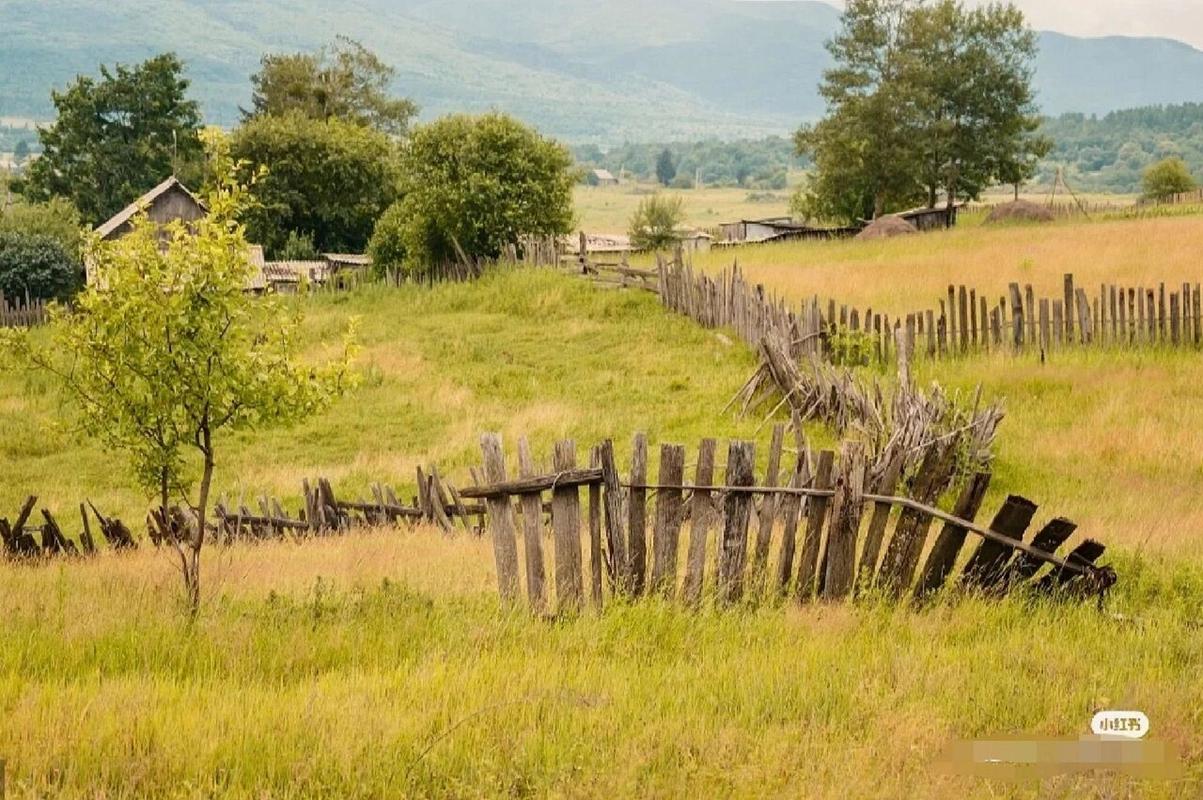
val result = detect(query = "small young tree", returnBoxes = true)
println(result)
[655,148,677,187]
[628,194,685,252]
[1142,157,1196,201]
[2,130,356,615]
[367,201,409,279]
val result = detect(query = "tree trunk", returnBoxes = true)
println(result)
[185,426,214,618]
[873,191,886,220]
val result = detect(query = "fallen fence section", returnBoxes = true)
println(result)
[470,430,1117,615]
[1,497,136,558]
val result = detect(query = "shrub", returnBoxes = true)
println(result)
[0,197,84,259]
[628,194,685,252]
[1142,157,1196,201]
[0,231,81,301]
[276,231,320,261]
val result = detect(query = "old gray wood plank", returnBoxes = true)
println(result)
[480,433,521,604]
[682,438,717,607]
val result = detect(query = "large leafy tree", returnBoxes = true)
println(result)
[2,130,355,614]
[397,113,574,271]
[902,0,1044,208]
[796,0,924,223]
[246,37,418,137]
[24,54,203,225]
[795,0,1043,223]
[231,112,401,255]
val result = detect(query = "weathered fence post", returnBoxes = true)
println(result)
[517,437,548,613]
[822,442,865,600]
[795,450,835,601]
[551,440,584,613]
[650,444,686,599]
[480,434,521,604]
[716,441,756,606]
[628,433,649,596]
[681,438,717,607]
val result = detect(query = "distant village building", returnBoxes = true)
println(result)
[89,176,267,290]
[562,232,634,255]
[587,168,619,187]
[676,229,714,253]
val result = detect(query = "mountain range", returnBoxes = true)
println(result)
[5,0,1203,142]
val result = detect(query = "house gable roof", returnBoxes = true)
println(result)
[94,176,207,240]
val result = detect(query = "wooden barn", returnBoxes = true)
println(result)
[88,177,266,290]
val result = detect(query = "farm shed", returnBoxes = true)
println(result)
[261,261,327,293]
[587,169,619,187]
[562,233,635,256]
[676,229,714,253]
[88,176,266,290]
[897,204,961,231]
[718,217,811,244]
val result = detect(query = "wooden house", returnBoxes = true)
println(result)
[89,176,266,290]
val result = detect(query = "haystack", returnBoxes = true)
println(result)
[984,199,1055,224]
[856,215,918,241]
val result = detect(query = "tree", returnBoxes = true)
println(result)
[13,140,30,166]
[397,113,574,271]
[231,112,401,255]
[2,130,355,615]
[367,202,408,279]
[628,194,685,251]
[0,232,80,300]
[24,54,203,225]
[246,37,418,136]
[656,148,677,186]
[0,197,85,259]
[901,0,1043,209]
[1142,157,1196,200]
[795,0,925,223]
[796,0,1043,223]
[277,230,321,261]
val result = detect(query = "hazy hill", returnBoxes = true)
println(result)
[4,0,1203,141]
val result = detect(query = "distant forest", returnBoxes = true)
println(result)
[573,104,1203,196]
[1041,103,1203,193]
[571,137,805,190]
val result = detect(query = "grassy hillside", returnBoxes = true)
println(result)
[2,259,1203,795]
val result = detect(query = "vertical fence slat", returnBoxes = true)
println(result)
[628,433,648,596]
[717,441,756,606]
[776,453,810,593]
[750,424,785,592]
[588,447,604,610]
[795,450,835,602]
[551,440,584,612]
[516,438,547,613]
[480,434,521,604]
[598,440,629,597]
[682,438,717,607]
[649,444,686,598]
[821,443,865,601]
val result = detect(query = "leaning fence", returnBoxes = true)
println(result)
[0,290,49,328]
[467,429,1115,614]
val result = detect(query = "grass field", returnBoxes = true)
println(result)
[676,212,1203,314]
[573,182,791,232]
[3,217,1203,796]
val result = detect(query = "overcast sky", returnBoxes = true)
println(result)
[823,1,1203,50]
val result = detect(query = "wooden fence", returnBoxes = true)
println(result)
[0,290,49,328]
[5,431,1119,617]
[588,257,1203,363]
[469,430,1116,614]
